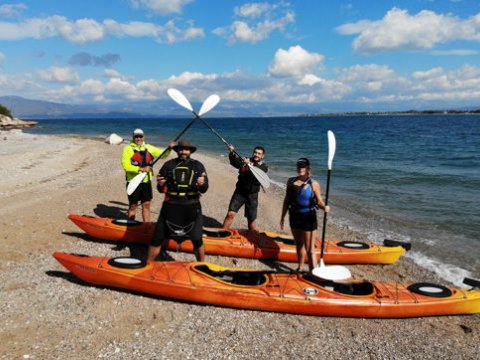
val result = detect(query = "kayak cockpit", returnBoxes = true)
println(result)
[304,275,375,296]
[202,229,232,238]
[194,264,267,286]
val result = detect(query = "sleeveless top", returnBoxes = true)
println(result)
[287,177,317,214]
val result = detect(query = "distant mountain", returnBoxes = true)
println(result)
[0,95,304,119]
[0,96,186,119]
[0,96,90,118]
[3,94,476,119]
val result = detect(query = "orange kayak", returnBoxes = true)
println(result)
[68,214,409,264]
[53,252,480,318]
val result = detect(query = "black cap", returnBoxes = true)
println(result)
[297,157,310,168]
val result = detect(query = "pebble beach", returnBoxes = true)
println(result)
[1,130,479,359]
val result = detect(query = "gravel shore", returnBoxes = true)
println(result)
[1,131,478,359]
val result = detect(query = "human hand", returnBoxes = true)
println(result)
[197,172,206,186]
[157,175,166,186]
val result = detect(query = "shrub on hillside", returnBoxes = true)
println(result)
[0,104,12,117]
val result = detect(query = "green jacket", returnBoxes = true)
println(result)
[121,141,171,183]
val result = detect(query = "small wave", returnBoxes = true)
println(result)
[406,251,473,287]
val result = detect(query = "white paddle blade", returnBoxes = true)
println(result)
[312,259,352,281]
[327,130,336,170]
[248,164,270,189]
[127,172,147,195]
[167,88,193,111]
[199,94,220,117]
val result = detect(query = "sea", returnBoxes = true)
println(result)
[25,114,480,286]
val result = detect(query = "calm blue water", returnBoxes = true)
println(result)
[26,115,480,284]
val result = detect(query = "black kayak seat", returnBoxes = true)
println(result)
[195,264,267,286]
[383,239,412,251]
[259,231,295,245]
[463,277,480,289]
[304,275,375,296]
[112,219,143,226]
[202,229,231,238]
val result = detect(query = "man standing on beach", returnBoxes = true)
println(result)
[121,128,174,223]
[222,145,268,232]
[147,139,208,262]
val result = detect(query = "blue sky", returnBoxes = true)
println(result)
[0,0,479,114]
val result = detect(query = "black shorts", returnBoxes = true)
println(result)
[151,201,203,249]
[289,210,317,231]
[228,191,259,221]
[127,182,152,204]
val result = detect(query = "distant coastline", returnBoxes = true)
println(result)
[300,109,480,117]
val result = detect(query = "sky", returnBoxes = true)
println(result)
[0,0,480,114]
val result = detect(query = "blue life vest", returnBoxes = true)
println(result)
[288,177,317,213]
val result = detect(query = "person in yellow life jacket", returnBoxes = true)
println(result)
[121,128,175,223]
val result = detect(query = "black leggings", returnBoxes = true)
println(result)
[152,201,203,248]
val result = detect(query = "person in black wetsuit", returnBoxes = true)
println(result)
[222,145,268,232]
[280,158,330,272]
[147,139,208,262]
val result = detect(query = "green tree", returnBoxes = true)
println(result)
[0,104,12,117]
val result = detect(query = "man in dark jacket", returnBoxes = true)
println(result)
[222,145,268,232]
[148,139,208,262]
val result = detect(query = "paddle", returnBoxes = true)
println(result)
[167,88,270,189]
[126,94,220,196]
[312,131,352,281]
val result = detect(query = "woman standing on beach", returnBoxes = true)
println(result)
[280,158,330,272]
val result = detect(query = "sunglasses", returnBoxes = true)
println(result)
[134,135,144,139]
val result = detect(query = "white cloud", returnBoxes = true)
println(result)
[0,52,5,65]
[130,0,192,15]
[338,64,396,83]
[166,71,218,86]
[214,2,295,44]
[0,16,203,44]
[298,74,322,86]
[0,3,27,17]
[234,3,272,18]
[0,72,45,98]
[104,69,135,82]
[432,49,479,56]
[268,46,324,78]
[414,64,480,92]
[413,67,444,80]
[37,66,80,84]
[336,8,480,54]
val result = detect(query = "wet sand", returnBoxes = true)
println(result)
[0,130,478,359]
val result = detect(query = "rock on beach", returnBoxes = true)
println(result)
[0,114,37,130]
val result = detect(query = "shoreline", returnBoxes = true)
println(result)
[29,129,476,287]
[1,131,478,359]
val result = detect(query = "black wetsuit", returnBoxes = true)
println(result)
[152,157,208,248]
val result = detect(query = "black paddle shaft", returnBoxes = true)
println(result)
[320,169,332,260]
[150,117,197,167]
[192,111,245,161]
